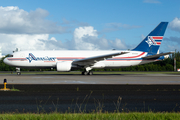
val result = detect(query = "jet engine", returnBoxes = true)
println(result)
[56,61,72,71]
[164,54,169,59]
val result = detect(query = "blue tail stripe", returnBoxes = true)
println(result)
[155,40,162,42]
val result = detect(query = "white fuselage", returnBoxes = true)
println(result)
[3,50,157,70]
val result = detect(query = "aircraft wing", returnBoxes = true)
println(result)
[72,52,128,66]
[142,52,174,60]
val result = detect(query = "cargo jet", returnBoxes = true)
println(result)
[4,22,173,75]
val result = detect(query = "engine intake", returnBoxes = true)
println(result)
[56,61,72,71]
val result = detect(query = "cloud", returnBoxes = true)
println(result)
[0,34,49,54]
[73,26,99,50]
[163,36,180,51]
[0,6,67,34]
[0,26,129,54]
[73,26,129,50]
[0,6,130,55]
[162,18,180,52]
[164,36,180,44]
[143,0,161,4]
[61,18,89,27]
[169,17,180,33]
[103,23,141,32]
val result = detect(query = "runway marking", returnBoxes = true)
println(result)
[52,80,97,84]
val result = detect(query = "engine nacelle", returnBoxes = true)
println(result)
[56,61,72,71]
[164,54,169,59]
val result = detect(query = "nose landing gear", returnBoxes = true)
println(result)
[16,67,21,75]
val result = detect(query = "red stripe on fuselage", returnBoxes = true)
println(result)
[8,58,27,60]
[113,52,145,59]
[56,57,85,59]
[7,58,27,61]
[57,60,72,61]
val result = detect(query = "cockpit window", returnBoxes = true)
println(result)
[8,54,13,57]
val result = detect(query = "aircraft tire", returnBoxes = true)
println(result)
[84,71,88,75]
[17,72,21,75]
[82,71,85,75]
[82,71,90,75]
[88,71,93,75]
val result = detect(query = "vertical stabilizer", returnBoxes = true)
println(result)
[132,22,168,54]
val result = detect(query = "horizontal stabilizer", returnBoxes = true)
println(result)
[142,52,174,60]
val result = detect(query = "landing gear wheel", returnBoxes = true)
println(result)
[84,71,88,75]
[88,71,93,75]
[82,71,88,75]
[17,72,21,75]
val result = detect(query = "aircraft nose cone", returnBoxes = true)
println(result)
[3,58,9,65]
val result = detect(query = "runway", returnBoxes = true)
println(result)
[0,73,180,113]
[0,73,180,84]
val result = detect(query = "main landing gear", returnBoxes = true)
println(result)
[81,71,93,75]
[81,67,93,75]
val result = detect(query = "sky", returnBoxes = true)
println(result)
[0,0,180,55]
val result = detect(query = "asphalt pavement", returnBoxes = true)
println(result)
[0,73,180,84]
[0,84,180,113]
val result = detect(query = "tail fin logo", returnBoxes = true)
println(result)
[145,36,163,47]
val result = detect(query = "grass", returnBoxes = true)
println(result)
[5,85,20,91]
[0,112,180,120]
[0,85,20,91]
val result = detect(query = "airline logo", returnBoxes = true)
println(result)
[146,36,163,47]
[26,53,56,63]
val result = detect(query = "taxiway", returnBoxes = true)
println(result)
[0,73,180,84]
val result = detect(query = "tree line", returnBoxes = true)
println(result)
[0,51,180,71]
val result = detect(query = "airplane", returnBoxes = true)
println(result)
[3,22,173,75]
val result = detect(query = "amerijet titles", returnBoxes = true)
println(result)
[26,53,56,63]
